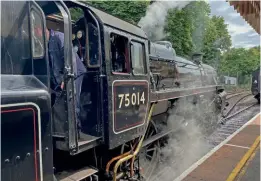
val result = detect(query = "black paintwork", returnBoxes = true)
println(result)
[1,76,53,181]
[102,25,151,149]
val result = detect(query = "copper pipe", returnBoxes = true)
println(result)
[106,140,138,174]
[113,104,156,181]
[130,156,135,177]
[106,151,130,173]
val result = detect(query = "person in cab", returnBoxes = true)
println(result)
[45,28,86,132]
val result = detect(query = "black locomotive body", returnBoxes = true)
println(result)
[251,67,260,103]
[1,1,226,181]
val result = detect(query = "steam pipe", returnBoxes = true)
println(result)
[106,140,138,174]
[112,103,156,181]
[130,155,135,177]
[105,150,132,173]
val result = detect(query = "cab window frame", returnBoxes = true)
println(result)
[86,21,100,68]
[130,40,147,76]
[110,32,130,75]
[30,2,50,87]
[30,6,45,59]
[1,1,32,75]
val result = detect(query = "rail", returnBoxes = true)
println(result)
[220,103,256,124]
[222,93,252,118]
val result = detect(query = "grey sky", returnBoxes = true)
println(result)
[208,0,260,48]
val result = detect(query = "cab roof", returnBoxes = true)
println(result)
[65,1,148,39]
[37,1,147,39]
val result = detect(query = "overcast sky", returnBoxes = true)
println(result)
[208,0,260,48]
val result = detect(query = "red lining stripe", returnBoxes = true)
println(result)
[1,108,38,181]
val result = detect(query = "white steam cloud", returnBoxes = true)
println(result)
[149,97,217,181]
[138,0,190,41]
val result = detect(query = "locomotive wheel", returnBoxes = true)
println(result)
[120,120,160,180]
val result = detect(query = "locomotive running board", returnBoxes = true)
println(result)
[142,128,175,147]
[59,167,98,181]
[150,85,220,102]
[142,122,188,148]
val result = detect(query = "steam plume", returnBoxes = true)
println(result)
[149,97,216,181]
[138,0,190,40]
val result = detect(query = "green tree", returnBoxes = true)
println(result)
[165,8,193,57]
[188,1,211,52]
[202,18,218,65]
[202,16,232,65]
[211,16,232,51]
[69,0,232,68]
[70,7,84,21]
[164,1,232,63]
[220,46,260,77]
[86,1,149,24]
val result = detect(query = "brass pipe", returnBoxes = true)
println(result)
[106,151,131,173]
[113,103,156,181]
[130,156,135,177]
[106,140,138,174]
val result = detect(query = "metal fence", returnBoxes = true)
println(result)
[218,73,252,92]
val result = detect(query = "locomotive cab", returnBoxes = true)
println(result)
[35,1,107,154]
[37,1,151,153]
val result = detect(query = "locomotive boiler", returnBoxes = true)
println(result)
[1,1,226,181]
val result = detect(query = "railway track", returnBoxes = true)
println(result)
[221,93,252,120]
[208,104,258,146]
[209,93,258,146]
[226,91,249,100]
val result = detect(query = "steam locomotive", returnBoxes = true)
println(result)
[251,67,260,104]
[1,1,226,181]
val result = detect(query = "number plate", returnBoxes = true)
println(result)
[112,80,149,134]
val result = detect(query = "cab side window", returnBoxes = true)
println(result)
[131,41,146,75]
[1,1,31,75]
[87,23,99,67]
[110,33,129,73]
[30,7,48,83]
[31,10,44,58]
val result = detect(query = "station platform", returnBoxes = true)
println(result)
[174,113,260,181]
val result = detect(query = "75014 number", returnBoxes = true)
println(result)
[118,92,145,109]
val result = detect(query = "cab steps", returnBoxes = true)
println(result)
[58,167,98,181]
[76,133,101,154]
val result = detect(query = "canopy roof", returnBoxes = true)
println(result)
[228,1,260,34]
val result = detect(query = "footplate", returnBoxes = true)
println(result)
[59,167,98,181]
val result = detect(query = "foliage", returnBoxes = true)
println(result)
[202,16,232,65]
[202,18,219,65]
[164,1,231,63]
[84,1,149,24]
[164,1,210,57]
[211,16,232,51]
[69,0,257,78]
[165,8,193,57]
[219,46,260,77]
[70,7,84,21]
[188,1,211,52]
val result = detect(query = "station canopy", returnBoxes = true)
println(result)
[228,1,260,34]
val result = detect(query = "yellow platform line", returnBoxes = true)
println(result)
[236,147,259,181]
[226,135,260,181]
